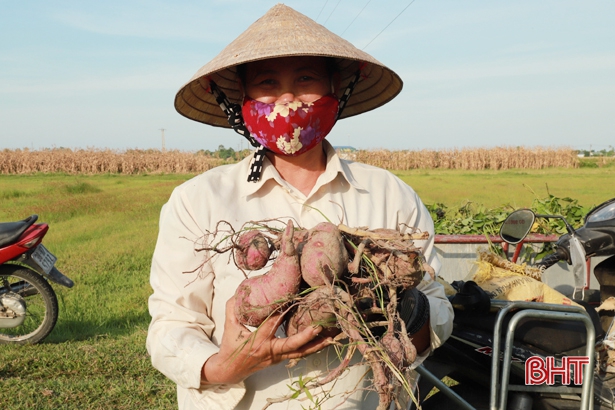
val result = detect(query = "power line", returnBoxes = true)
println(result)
[341,0,372,36]
[315,0,330,21]
[362,0,416,50]
[323,0,343,25]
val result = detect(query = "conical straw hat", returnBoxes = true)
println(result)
[174,3,403,128]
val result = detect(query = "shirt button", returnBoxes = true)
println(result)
[313,358,321,367]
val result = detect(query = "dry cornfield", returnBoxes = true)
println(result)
[350,146,579,170]
[0,146,578,174]
[0,148,232,175]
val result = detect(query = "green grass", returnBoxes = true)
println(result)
[579,156,615,169]
[0,169,613,409]
[394,167,615,209]
[0,174,192,410]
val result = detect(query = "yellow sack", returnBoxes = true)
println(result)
[470,249,579,307]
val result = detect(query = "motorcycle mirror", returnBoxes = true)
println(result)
[585,197,615,224]
[500,209,535,244]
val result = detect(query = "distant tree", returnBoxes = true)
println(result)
[216,145,235,159]
[194,145,250,161]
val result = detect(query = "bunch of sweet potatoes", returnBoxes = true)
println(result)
[206,219,430,410]
[232,220,349,327]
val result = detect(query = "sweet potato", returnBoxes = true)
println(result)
[285,287,340,338]
[234,221,302,326]
[370,249,425,289]
[299,222,349,287]
[234,230,271,271]
[380,333,404,368]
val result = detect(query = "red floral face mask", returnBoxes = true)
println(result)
[241,94,339,156]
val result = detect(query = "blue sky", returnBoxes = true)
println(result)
[1,1,614,152]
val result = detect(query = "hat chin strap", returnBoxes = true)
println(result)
[209,81,259,148]
[209,81,268,182]
[208,68,362,182]
[335,68,362,121]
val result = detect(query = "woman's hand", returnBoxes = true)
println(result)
[202,296,332,384]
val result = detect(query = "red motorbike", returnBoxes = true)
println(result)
[0,215,73,344]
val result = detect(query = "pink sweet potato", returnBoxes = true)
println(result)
[234,221,302,326]
[299,222,349,287]
[234,230,271,271]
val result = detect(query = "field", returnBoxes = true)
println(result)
[0,174,189,409]
[0,168,613,409]
[0,146,593,175]
[395,167,615,209]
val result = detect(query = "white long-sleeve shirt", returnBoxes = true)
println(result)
[146,141,453,409]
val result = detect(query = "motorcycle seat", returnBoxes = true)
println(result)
[454,299,604,357]
[0,215,38,248]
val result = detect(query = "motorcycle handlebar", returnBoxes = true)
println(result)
[535,252,564,270]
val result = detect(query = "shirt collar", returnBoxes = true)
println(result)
[319,140,365,191]
[241,140,365,198]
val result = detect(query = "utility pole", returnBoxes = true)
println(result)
[159,128,166,152]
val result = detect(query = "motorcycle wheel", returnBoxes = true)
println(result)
[0,265,59,344]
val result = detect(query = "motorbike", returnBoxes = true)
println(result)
[413,197,615,410]
[0,215,73,344]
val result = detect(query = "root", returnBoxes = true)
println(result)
[317,345,357,386]
[338,224,429,241]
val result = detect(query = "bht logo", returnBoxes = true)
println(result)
[525,356,590,385]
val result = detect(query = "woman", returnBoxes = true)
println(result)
[147,4,453,409]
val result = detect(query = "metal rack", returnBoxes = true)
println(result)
[414,300,596,410]
[489,300,595,410]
